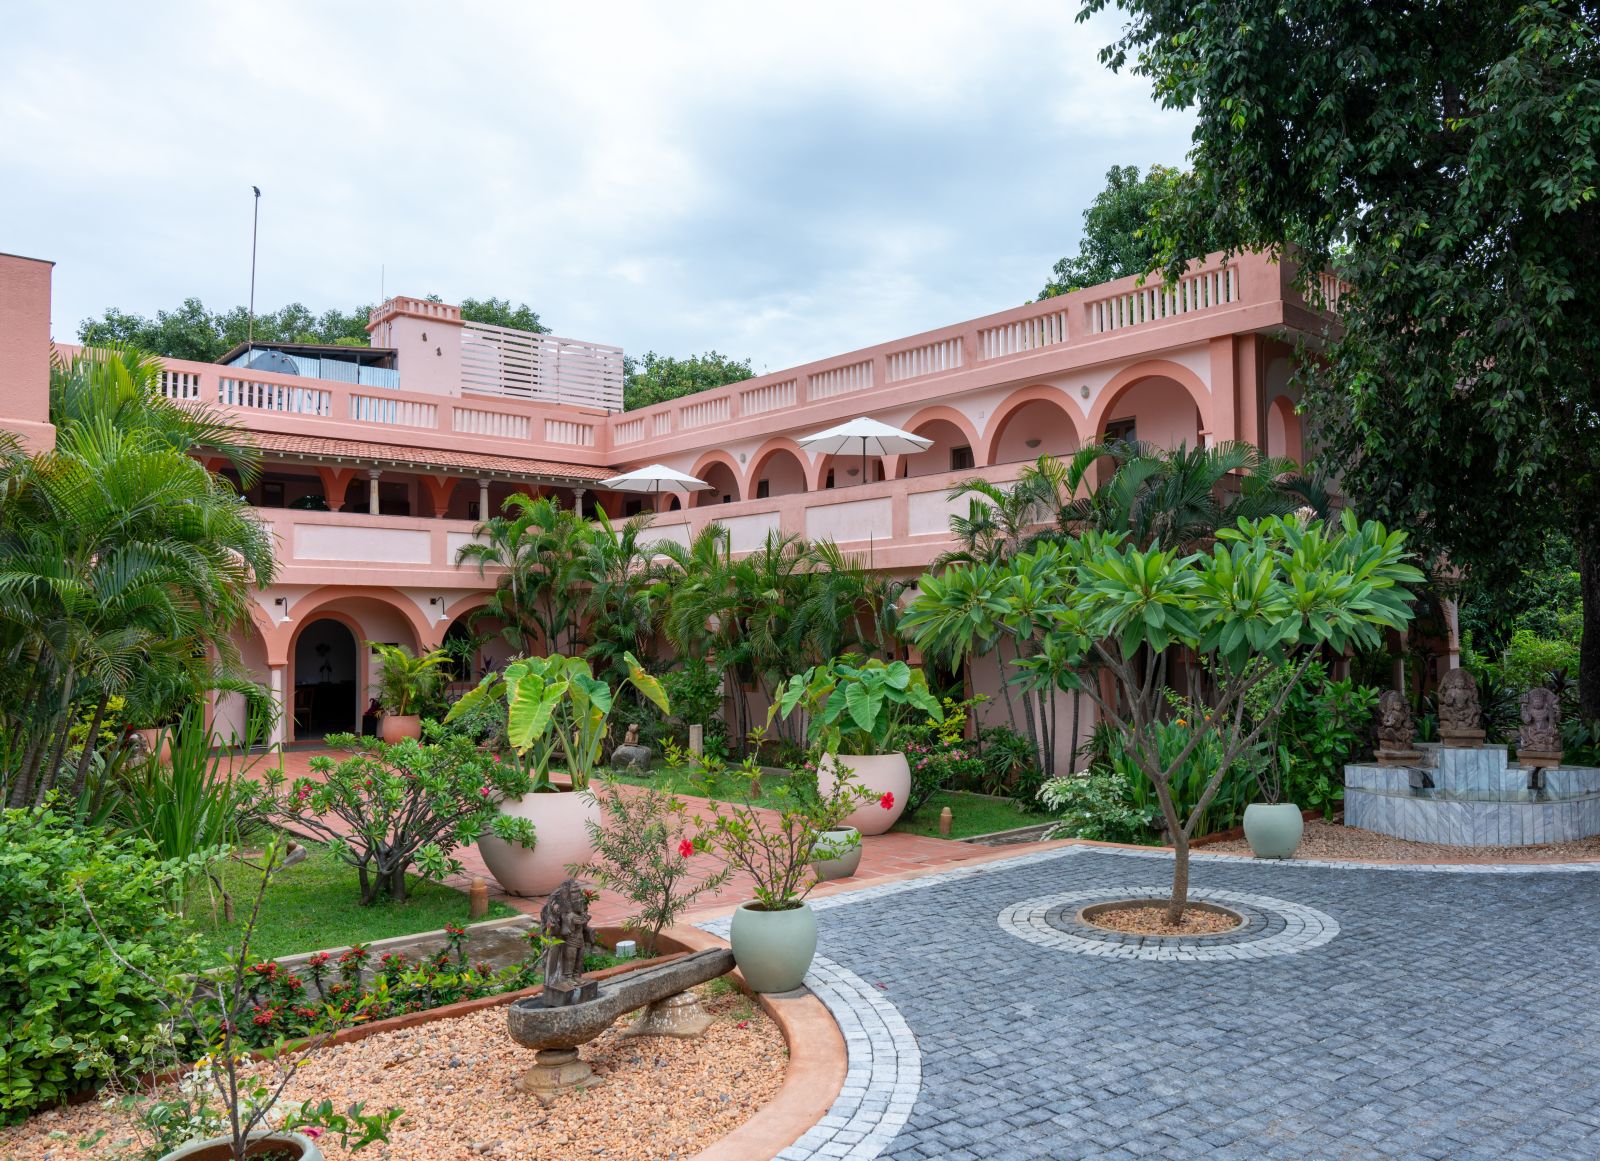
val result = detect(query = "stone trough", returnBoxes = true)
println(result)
[507,947,735,1103]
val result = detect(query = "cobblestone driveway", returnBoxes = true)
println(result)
[802,847,1600,1160]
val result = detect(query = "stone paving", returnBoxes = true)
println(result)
[780,845,1600,1160]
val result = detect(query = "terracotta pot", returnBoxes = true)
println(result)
[809,826,863,881]
[729,900,817,993]
[159,1131,321,1160]
[818,752,909,835]
[134,728,173,764]
[379,713,421,743]
[478,788,599,897]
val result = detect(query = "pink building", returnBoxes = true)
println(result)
[0,249,1339,755]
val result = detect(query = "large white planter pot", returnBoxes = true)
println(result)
[729,900,817,993]
[1243,802,1304,859]
[478,789,599,897]
[160,1131,322,1160]
[818,752,909,835]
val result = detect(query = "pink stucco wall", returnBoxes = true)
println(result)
[0,252,54,451]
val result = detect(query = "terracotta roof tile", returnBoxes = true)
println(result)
[239,431,614,482]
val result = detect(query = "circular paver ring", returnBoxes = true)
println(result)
[999,886,1339,962]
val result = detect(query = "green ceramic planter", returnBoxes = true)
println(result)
[729,900,817,993]
[1243,802,1304,859]
[810,826,863,881]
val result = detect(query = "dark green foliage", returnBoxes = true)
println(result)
[0,808,199,1121]
[77,294,546,363]
[1038,767,1160,844]
[1039,163,1221,297]
[623,350,752,411]
[1083,0,1600,714]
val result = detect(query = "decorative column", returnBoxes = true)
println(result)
[367,469,382,516]
[478,478,491,519]
[572,487,587,516]
[268,664,288,747]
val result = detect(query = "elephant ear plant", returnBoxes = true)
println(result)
[777,658,944,755]
[445,651,668,792]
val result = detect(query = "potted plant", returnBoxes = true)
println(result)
[1241,737,1304,859]
[445,651,667,896]
[777,657,944,835]
[368,642,449,742]
[809,825,862,881]
[83,838,401,1161]
[691,747,881,992]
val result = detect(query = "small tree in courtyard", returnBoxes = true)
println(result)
[1028,511,1421,921]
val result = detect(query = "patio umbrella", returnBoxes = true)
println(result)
[598,463,713,525]
[796,416,932,486]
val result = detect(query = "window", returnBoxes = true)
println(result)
[262,481,285,507]
[624,499,643,517]
[1104,418,1137,445]
[824,471,836,490]
[756,479,770,499]
[949,445,974,471]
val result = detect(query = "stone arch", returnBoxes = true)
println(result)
[897,406,982,478]
[747,437,816,497]
[1265,393,1304,464]
[689,451,743,507]
[1087,360,1213,450]
[980,385,1085,466]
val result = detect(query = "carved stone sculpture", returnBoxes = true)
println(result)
[1437,668,1486,747]
[610,722,653,772]
[1518,686,1563,767]
[539,879,597,1007]
[1374,690,1422,767]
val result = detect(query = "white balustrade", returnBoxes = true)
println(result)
[979,310,1069,360]
[807,359,874,401]
[452,406,531,440]
[544,418,596,447]
[1086,266,1238,335]
[886,338,963,382]
[218,376,332,416]
[159,369,203,400]
[613,416,646,445]
[679,396,732,430]
[739,379,797,416]
[348,393,438,428]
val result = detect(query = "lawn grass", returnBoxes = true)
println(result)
[892,790,1052,840]
[187,840,514,964]
[605,763,801,810]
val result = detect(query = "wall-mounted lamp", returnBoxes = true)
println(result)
[428,595,447,624]
[1025,438,1042,450]
[273,596,292,625]
[1080,384,1091,399]
[846,467,860,477]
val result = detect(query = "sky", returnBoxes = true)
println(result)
[0,1,1194,374]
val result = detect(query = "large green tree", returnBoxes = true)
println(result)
[1083,0,1600,714]
[1039,164,1220,298]
[623,350,753,411]
[78,295,547,362]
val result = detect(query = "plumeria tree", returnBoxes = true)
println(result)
[1030,512,1422,920]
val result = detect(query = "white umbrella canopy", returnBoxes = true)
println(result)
[598,463,714,497]
[796,416,932,485]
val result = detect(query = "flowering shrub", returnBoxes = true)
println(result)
[256,733,534,905]
[567,779,731,955]
[900,698,986,818]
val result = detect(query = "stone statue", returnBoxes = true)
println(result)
[1437,668,1485,747]
[1374,690,1422,767]
[538,879,597,1006]
[610,722,653,772]
[1518,687,1563,766]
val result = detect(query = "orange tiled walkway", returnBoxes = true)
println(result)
[268,747,1063,926]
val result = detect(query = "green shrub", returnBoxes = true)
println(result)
[1038,768,1159,844]
[1502,629,1580,694]
[0,807,200,1122]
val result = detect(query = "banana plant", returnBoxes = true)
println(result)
[446,651,667,791]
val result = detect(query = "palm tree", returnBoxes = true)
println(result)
[1,346,277,808]
[457,492,593,656]
[580,510,665,686]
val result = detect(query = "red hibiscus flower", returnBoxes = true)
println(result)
[879,791,895,811]
[677,838,694,858]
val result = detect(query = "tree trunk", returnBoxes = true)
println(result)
[388,866,408,902]
[1580,539,1600,722]
[1166,831,1191,925]
[1068,688,1083,773]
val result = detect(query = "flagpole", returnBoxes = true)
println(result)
[247,185,262,356]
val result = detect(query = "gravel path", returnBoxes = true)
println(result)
[1,986,784,1161]
[1203,817,1600,863]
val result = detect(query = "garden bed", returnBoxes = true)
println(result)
[189,841,515,962]
[892,790,1051,840]
[0,980,784,1160]
[1204,817,1600,863]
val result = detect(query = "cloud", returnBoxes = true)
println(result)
[0,0,1193,371]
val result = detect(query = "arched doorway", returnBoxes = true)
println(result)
[1266,395,1304,463]
[695,460,742,506]
[292,618,360,739]
[985,394,1081,465]
[899,415,979,478]
[748,444,810,499]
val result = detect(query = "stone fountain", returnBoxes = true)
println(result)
[1346,671,1600,845]
[507,879,734,1103]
